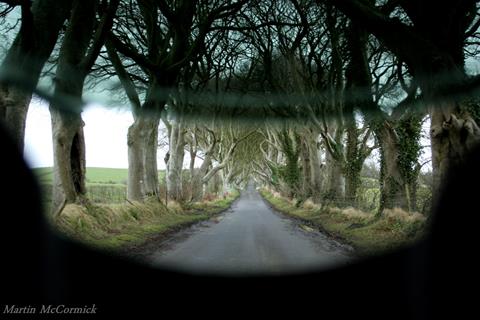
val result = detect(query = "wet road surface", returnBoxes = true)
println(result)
[146,185,353,275]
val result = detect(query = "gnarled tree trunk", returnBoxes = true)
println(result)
[324,150,344,205]
[376,122,408,212]
[49,0,118,214]
[308,134,323,202]
[323,125,345,205]
[0,0,73,151]
[126,112,161,201]
[343,18,376,208]
[166,118,186,201]
[143,115,161,197]
[49,0,98,214]
[329,0,480,199]
[300,136,312,197]
[430,100,480,194]
[190,160,210,202]
[344,125,361,206]
[51,113,87,212]
[127,117,146,201]
[0,88,32,151]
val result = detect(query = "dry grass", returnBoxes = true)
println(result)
[260,188,428,256]
[270,190,283,198]
[302,199,320,210]
[59,204,101,233]
[341,207,372,220]
[383,207,426,223]
[328,207,343,215]
[203,193,217,201]
[166,200,183,212]
[52,191,240,250]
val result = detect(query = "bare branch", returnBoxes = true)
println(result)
[80,0,120,73]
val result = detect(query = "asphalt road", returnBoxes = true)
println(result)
[147,184,353,275]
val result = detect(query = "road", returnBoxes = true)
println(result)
[146,184,353,275]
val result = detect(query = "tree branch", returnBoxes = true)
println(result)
[465,13,480,39]
[323,0,437,72]
[105,38,142,114]
[108,32,159,72]
[81,0,120,73]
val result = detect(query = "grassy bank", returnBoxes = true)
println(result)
[260,188,427,256]
[52,191,239,251]
[35,167,239,250]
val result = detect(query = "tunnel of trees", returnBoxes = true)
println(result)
[1,0,480,221]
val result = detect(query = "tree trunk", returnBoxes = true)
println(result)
[300,137,312,197]
[430,100,480,195]
[1,89,31,151]
[127,117,146,201]
[344,125,359,206]
[410,167,420,212]
[323,125,345,205]
[126,81,166,202]
[0,0,73,151]
[277,129,301,198]
[49,0,100,215]
[222,168,234,194]
[190,172,205,202]
[188,138,197,201]
[190,152,212,202]
[51,113,86,212]
[208,172,222,196]
[330,0,480,197]
[126,113,162,201]
[376,122,408,212]
[343,123,371,208]
[166,118,186,201]
[324,150,344,205]
[308,134,323,202]
[143,115,160,198]
[343,18,375,207]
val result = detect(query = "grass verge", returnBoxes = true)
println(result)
[260,188,427,256]
[51,190,240,251]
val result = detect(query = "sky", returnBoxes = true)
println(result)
[24,100,172,169]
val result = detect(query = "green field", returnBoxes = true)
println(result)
[33,167,166,204]
[33,167,166,185]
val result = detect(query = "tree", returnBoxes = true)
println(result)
[107,0,250,202]
[49,0,119,215]
[326,0,480,198]
[189,123,254,201]
[0,0,73,150]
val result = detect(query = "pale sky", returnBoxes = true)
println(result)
[24,100,171,169]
